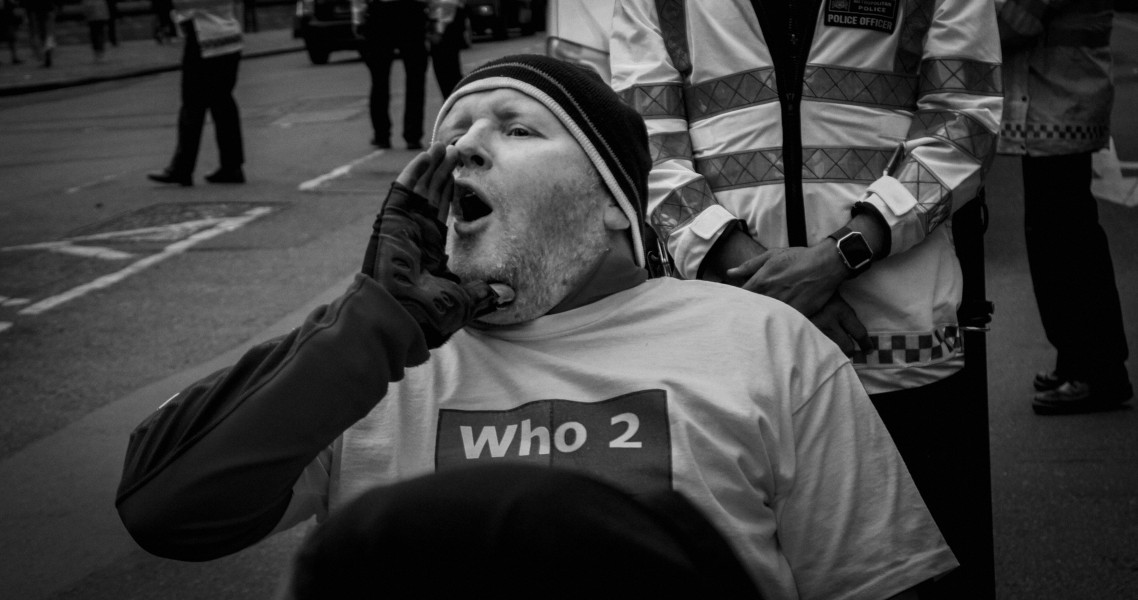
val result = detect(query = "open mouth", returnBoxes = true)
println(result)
[456,186,494,222]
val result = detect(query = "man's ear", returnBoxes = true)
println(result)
[603,199,631,231]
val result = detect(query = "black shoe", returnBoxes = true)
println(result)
[407,141,424,150]
[148,169,192,186]
[1033,369,1063,392]
[204,168,245,184]
[1032,380,1133,415]
[371,138,391,149]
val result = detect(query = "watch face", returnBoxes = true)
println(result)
[837,232,873,271]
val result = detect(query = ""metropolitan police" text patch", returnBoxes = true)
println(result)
[823,0,898,34]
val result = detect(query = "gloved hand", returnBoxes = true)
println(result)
[362,144,511,348]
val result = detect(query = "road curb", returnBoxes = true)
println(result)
[0,45,305,98]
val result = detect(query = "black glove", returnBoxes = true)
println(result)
[363,181,501,348]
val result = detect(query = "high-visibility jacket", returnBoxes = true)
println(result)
[173,0,243,58]
[996,0,1113,156]
[428,0,463,37]
[610,0,1003,393]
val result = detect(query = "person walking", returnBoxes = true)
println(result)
[151,0,177,44]
[23,0,56,67]
[82,0,109,61]
[997,0,1132,415]
[353,0,429,149]
[0,0,24,65]
[610,1,1003,597]
[148,0,245,187]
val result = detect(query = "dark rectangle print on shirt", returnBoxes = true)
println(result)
[436,390,673,495]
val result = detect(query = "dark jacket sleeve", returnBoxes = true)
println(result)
[115,274,430,561]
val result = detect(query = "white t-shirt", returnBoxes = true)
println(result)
[287,278,957,599]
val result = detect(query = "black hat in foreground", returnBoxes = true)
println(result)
[283,465,761,599]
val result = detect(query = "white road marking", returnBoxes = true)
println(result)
[1,216,253,262]
[2,241,135,260]
[51,245,135,260]
[0,322,11,333]
[74,218,233,243]
[1117,161,1138,170]
[273,108,362,128]
[17,207,274,316]
[64,173,122,195]
[1,296,30,307]
[298,150,385,192]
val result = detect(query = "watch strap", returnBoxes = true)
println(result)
[852,201,891,258]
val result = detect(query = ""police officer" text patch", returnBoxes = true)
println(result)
[823,0,898,34]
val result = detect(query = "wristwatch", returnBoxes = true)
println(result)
[829,226,873,276]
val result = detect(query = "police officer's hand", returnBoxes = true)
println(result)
[809,294,871,357]
[726,243,847,317]
[362,143,513,348]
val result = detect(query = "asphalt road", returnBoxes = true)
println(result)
[1,22,1137,600]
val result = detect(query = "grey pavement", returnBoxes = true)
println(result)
[0,25,304,96]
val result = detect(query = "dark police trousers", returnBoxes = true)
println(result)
[359,0,429,147]
[1023,152,1130,385]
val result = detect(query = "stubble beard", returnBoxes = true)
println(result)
[447,173,610,326]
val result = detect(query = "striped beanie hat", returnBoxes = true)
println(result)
[432,54,652,267]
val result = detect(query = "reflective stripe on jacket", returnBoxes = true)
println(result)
[996,0,1113,156]
[610,0,1003,393]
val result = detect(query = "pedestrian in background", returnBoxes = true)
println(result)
[997,0,1133,415]
[427,0,464,98]
[24,0,56,67]
[353,0,428,149]
[148,0,245,187]
[151,0,176,44]
[610,1,1003,597]
[82,0,109,61]
[0,0,23,65]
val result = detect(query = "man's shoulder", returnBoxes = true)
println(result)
[634,277,854,402]
[627,277,821,343]
[643,277,804,316]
